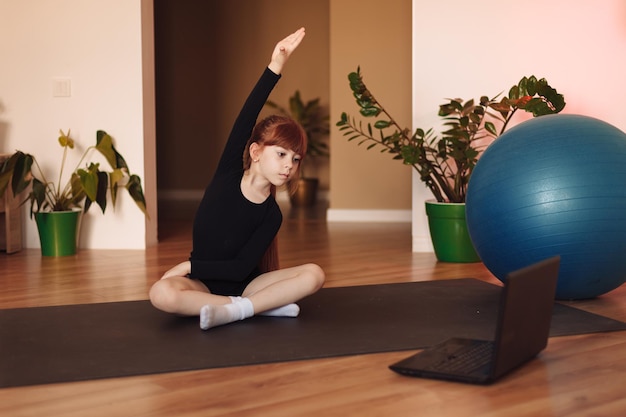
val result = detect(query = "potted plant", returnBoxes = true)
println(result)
[265,90,330,207]
[337,67,565,261]
[0,129,148,256]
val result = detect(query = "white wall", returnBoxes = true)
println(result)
[0,0,157,249]
[411,0,626,252]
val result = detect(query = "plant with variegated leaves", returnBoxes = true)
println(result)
[0,129,147,217]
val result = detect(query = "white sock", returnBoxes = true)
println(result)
[200,297,254,330]
[230,296,299,318]
[259,303,300,317]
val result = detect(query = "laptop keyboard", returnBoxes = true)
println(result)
[427,342,494,373]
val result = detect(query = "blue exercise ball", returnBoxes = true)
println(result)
[466,114,626,299]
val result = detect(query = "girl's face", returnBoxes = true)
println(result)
[256,144,301,186]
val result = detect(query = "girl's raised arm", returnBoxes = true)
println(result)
[268,27,306,75]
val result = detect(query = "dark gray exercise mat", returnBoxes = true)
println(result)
[1,279,625,388]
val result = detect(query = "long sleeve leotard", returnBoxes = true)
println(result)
[188,67,282,295]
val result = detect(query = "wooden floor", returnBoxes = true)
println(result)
[1,204,626,417]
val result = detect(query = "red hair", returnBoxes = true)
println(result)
[243,115,308,196]
[244,115,308,273]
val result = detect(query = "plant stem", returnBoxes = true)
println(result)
[376,106,452,201]
[60,145,96,200]
[31,158,48,187]
[499,108,518,135]
[57,144,69,202]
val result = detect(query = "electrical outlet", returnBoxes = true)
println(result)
[52,77,71,98]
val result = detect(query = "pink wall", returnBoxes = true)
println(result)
[411,0,626,251]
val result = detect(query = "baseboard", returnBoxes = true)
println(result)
[326,208,412,223]
[158,189,411,224]
[412,234,434,253]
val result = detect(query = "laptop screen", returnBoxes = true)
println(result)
[491,256,560,378]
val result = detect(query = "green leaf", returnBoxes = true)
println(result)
[518,78,528,96]
[356,97,373,108]
[536,82,566,113]
[108,168,125,208]
[438,100,462,116]
[489,100,511,113]
[484,121,497,136]
[94,171,109,213]
[12,152,34,195]
[0,152,33,197]
[508,85,520,100]
[109,168,125,187]
[348,71,360,85]
[524,98,553,116]
[69,172,86,206]
[96,130,129,171]
[29,178,47,218]
[77,168,98,202]
[374,120,391,129]
[468,113,481,124]
[126,174,148,217]
[525,76,537,96]
[461,99,475,115]
[95,130,117,168]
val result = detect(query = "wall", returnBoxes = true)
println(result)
[411,0,626,251]
[156,0,412,222]
[0,0,410,251]
[328,0,413,222]
[155,0,330,217]
[8,1,614,251]
[0,0,157,249]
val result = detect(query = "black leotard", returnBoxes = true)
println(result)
[188,67,282,295]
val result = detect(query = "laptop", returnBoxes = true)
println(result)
[389,256,560,384]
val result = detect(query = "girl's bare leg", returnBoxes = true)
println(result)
[200,263,325,330]
[149,276,230,316]
[243,263,325,313]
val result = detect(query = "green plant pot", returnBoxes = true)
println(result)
[425,201,480,263]
[34,211,81,256]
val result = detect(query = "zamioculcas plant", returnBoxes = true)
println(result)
[337,67,566,203]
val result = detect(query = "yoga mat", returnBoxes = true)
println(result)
[2,279,625,388]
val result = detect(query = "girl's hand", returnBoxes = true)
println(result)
[268,27,306,75]
[161,261,191,280]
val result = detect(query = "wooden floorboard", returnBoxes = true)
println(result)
[1,203,625,417]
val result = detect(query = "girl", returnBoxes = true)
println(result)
[149,27,325,330]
